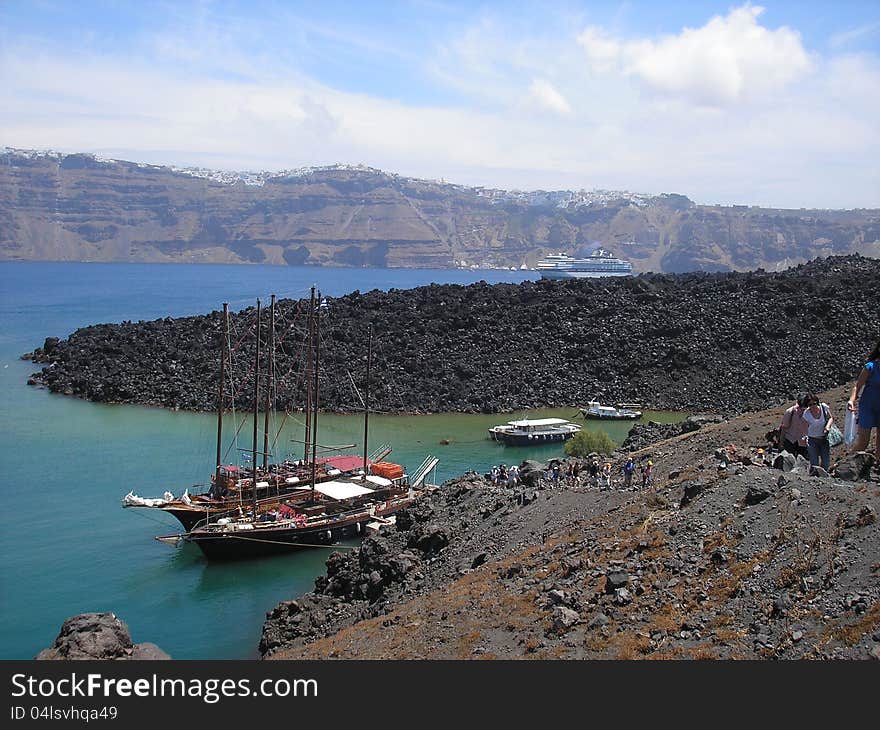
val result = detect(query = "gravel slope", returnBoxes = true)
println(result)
[262,384,880,660]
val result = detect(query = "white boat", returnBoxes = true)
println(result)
[536,249,633,279]
[580,400,642,420]
[488,417,581,446]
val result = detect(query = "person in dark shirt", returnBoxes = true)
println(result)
[622,457,636,488]
[779,392,810,460]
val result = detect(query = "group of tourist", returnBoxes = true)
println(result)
[621,456,653,489]
[485,341,880,494]
[778,340,880,470]
[543,455,652,491]
[490,463,519,488]
[489,457,654,491]
[778,392,837,469]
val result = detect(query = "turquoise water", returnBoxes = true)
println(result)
[0,262,681,659]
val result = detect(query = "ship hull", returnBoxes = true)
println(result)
[581,411,641,420]
[489,429,579,446]
[184,498,414,560]
[186,517,369,559]
[540,270,632,280]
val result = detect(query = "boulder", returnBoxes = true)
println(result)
[547,589,567,606]
[773,451,797,472]
[613,587,633,605]
[36,613,170,660]
[605,571,629,593]
[833,452,875,481]
[680,479,709,506]
[518,460,547,489]
[411,524,450,555]
[745,486,772,505]
[131,643,173,660]
[388,550,422,580]
[681,414,724,433]
[550,606,580,634]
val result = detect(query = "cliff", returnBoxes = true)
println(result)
[3,149,879,272]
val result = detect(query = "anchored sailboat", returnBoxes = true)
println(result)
[146,293,438,560]
[123,291,406,530]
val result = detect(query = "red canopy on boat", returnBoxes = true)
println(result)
[317,455,369,473]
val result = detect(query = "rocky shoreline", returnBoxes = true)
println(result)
[32,388,879,660]
[22,255,880,416]
[261,385,880,660]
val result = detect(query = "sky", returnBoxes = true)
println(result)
[1,0,878,208]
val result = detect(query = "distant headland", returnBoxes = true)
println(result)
[2,147,878,272]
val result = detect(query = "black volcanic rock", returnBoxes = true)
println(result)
[24,255,880,416]
[35,613,170,660]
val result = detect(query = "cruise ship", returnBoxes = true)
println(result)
[536,248,633,279]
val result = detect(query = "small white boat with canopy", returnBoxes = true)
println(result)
[488,417,581,446]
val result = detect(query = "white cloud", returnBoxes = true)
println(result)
[577,26,621,73]
[528,79,571,115]
[578,4,813,106]
[0,4,877,209]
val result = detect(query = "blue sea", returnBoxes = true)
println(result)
[0,262,679,659]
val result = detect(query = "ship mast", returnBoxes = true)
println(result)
[215,302,228,486]
[252,299,261,518]
[262,294,275,472]
[303,286,315,462]
[309,290,321,504]
[362,324,372,481]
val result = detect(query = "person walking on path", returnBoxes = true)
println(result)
[779,393,810,459]
[801,393,834,470]
[645,460,654,488]
[847,340,880,464]
[588,457,599,488]
[600,462,612,490]
[622,457,635,489]
[641,460,654,489]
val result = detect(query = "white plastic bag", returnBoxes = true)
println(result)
[844,409,857,446]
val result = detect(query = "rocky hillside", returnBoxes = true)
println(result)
[23,255,880,415]
[2,149,879,272]
[261,385,880,660]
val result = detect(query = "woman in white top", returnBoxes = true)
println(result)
[801,393,834,470]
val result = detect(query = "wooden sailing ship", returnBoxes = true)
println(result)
[145,290,438,560]
[123,290,396,530]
